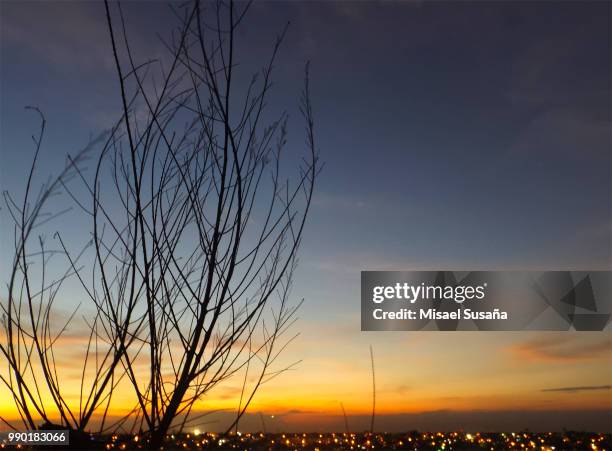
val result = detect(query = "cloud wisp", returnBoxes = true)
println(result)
[509,335,612,363]
[541,385,611,393]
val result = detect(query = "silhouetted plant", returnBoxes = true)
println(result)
[1,1,318,449]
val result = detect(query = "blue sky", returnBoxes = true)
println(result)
[1,0,610,431]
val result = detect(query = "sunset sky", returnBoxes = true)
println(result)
[1,0,610,432]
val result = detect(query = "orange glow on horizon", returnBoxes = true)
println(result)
[1,330,610,431]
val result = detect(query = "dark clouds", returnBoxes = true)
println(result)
[542,385,611,393]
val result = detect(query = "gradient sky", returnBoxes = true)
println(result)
[1,0,611,432]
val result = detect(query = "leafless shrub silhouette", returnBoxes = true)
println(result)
[370,345,376,434]
[340,402,350,434]
[1,0,318,448]
[0,108,120,437]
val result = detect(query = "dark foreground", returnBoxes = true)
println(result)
[5,431,610,450]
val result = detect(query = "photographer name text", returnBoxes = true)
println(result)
[371,282,509,321]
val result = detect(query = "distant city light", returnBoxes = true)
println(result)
[87,431,609,450]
